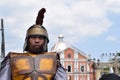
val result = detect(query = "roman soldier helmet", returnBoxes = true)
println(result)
[23,8,49,52]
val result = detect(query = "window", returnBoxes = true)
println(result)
[68,65,71,72]
[68,54,71,58]
[80,66,84,72]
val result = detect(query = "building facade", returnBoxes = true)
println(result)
[51,35,95,80]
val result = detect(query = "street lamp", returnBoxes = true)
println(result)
[101,53,115,62]
[100,52,120,75]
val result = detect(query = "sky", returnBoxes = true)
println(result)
[0,0,120,62]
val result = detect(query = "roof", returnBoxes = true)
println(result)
[51,35,89,58]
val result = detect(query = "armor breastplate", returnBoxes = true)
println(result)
[9,52,57,80]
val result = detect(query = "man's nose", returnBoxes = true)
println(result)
[34,37,40,42]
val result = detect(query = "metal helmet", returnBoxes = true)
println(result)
[23,8,49,52]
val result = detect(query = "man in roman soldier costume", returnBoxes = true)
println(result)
[0,8,68,80]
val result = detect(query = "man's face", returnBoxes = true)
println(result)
[28,35,45,54]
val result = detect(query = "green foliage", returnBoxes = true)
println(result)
[117,52,120,56]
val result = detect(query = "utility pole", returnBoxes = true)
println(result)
[0,18,5,58]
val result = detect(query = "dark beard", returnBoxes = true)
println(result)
[29,45,44,54]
